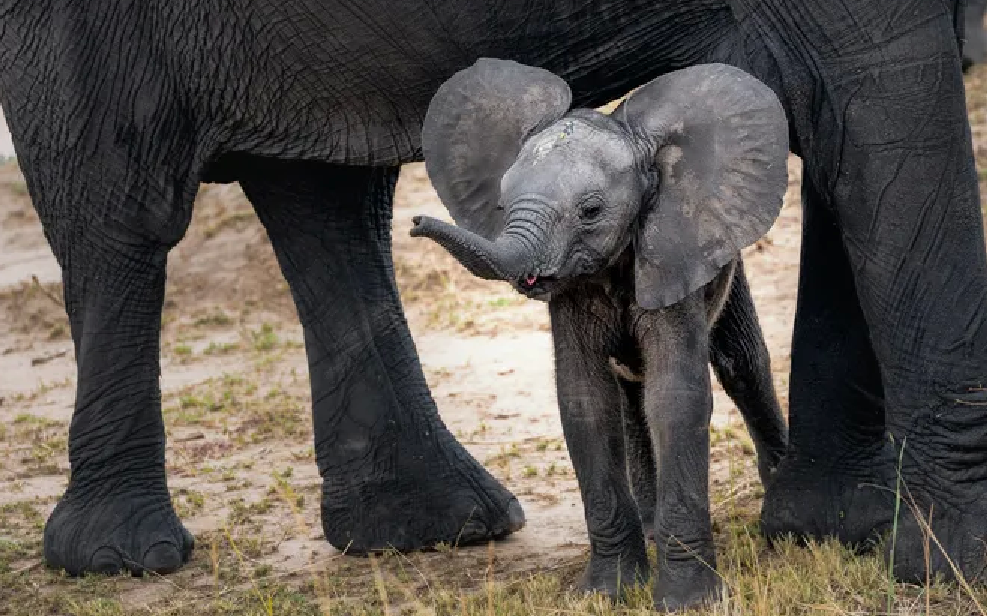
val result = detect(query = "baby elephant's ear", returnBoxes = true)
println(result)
[422,58,573,240]
[614,64,789,310]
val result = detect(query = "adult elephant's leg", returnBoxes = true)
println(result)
[749,0,987,581]
[239,160,523,553]
[38,163,196,576]
[760,178,892,546]
[836,71,987,584]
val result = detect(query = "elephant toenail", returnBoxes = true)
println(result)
[90,546,124,575]
[142,541,184,574]
[506,498,526,533]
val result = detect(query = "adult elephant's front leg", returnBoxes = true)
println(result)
[760,177,894,547]
[36,160,197,576]
[240,160,523,553]
[750,0,987,582]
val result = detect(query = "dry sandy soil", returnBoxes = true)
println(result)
[0,66,984,614]
[0,111,13,160]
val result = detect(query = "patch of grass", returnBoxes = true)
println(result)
[251,323,279,352]
[0,176,29,198]
[7,377,73,405]
[205,341,241,355]
[534,437,564,452]
[47,322,68,340]
[487,296,524,309]
[0,278,68,337]
[21,436,66,474]
[227,497,275,527]
[173,487,207,519]
[162,373,308,445]
[195,310,236,328]
[545,462,569,477]
[484,443,521,467]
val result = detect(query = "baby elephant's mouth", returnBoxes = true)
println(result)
[516,274,557,300]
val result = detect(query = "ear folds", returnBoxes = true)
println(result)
[421,58,573,240]
[614,64,789,310]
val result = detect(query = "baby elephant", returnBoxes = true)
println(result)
[411,59,789,611]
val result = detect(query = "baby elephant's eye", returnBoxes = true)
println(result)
[579,198,604,221]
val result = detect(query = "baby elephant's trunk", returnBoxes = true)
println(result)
[410,215,532,282]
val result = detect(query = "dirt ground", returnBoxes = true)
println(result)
[0,66,984,614]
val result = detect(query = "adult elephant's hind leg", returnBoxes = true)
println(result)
[826,35,987,583]
[240,160,523,553]
[38,162,196,576]
[760,177,893,548]
[758,1,987,582]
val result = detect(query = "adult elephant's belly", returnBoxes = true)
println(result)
[194,1,479,167]
[190,0,736,169]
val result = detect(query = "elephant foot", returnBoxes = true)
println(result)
[580,541,651,601]
[888,492,987,584]
[44,483,194,576]
[761,446,894,548]
[320,435,525,554]
[654,552,721,612]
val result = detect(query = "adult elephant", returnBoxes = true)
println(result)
[0,0,983,586]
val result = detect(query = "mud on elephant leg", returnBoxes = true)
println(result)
[239,159,523,553]
[760,177,894,548]
[39,165,197,576]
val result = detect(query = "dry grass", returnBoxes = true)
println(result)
[6,469,987,615]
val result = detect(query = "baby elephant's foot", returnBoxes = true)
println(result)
[654,563,721,612]
[580,540,651,601]
[653,542,721,612]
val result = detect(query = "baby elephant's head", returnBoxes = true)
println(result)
[411,59,789,309]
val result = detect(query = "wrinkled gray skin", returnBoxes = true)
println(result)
[964,0,987,70]
[411,62,790,610]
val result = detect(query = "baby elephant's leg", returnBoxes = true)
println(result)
[550,294,650,599]
[616,377,657,542]
[709,260,788,482]
[635,292,720,611]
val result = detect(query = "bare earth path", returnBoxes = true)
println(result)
[0,65,983,614]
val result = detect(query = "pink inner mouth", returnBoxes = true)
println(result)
[525,275,538,286]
